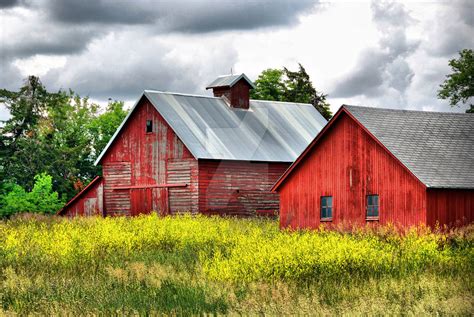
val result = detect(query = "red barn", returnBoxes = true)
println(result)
[272,105,474,229]
[59,74,327,217]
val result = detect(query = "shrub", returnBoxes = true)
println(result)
[0,173,64,217]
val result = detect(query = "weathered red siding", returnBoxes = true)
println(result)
[100,97,197,216]
[60,177,103,217]
[278,112,427,229]
[199,160,289,216]
[427,189,474,227]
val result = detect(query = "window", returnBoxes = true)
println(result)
[321,196,333,220]
[146,120,153,133]
[366,194,379,219]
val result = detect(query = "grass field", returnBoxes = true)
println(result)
[0,213,473,315]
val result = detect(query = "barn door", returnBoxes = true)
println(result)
[103,162,131,216]
[130,188,153,216]
[167,159,193,214]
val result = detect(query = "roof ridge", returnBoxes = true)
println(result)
[343,104,473,115]
[144,90,222,99]
[250,99,313,106]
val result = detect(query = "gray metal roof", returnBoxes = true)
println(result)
[344,105,474,189]
[95,91,327,164]
[206,73,256,89]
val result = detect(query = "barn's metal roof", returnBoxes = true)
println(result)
[95,91,327,165]
[206,74,256,89]
[345,105,474,188]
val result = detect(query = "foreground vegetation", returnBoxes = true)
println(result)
[0,214,472,315]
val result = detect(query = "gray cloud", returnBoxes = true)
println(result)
[46,0,156,25]
[0,0,316,103]
[45,0,316,32]
[158,0,317,33]
[0,0,316,94]
[331,0,419,102]
[423,0,474,58]
[41,33,239,101]
[2,28,99,60]
[0,0,19,8]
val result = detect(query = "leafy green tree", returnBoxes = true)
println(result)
[250,69,285,101]
[0,77,127,202]
[88,100,127,157]
[251,64,332,120]
[0,173,64,217]
[438,49,474,113]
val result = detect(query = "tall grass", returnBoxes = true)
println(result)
[0,213,472,315]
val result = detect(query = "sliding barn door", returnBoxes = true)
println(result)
[167,159,194,214]
[103,162,131,216]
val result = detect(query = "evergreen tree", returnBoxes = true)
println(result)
[251,64,332,120]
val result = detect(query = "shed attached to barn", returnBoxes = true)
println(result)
[59,74,327,217]
[272,105,474,229]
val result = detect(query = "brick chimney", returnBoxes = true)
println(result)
[206,74,255,109]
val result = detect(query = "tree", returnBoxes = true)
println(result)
[0,173,64,217]
[438,49,474,113]
[283,64,332,120]
[251,64,332,120]
[0,77,127,202]
[250,69,285,101]
[88,100,127,157]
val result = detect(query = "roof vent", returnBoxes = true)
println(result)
[206,73,255,109]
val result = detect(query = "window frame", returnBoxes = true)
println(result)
[366,194,379,220]
[320,196,333,221]
[146,119,153,133]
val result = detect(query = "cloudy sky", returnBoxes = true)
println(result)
[0,0,473,121]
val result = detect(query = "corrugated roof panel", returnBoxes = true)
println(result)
[143,91,327,162]
[344,105,474,188]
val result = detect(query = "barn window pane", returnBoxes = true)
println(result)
[146,120,153,133]
[321,196,333,220]
[366,195,379,218]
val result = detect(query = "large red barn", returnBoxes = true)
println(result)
[272,105,474,229]
[59,74,327,217]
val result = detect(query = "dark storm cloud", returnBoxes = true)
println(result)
[2,28,99,60]
[45,0,317,32]
[0,0,19,8]
[159,0,317,33]
[1,0,316,81]
[332,1,418,100]
[46,0,155,24]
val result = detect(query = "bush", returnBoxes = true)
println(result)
[0,173,64,217]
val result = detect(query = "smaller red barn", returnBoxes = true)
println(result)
[272,105,474,229]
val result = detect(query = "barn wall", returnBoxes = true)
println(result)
[278,113,427,229]
[199,160,289,216]
[101,97,197,216]
[427,189,474,227]
[62,178,103,217]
